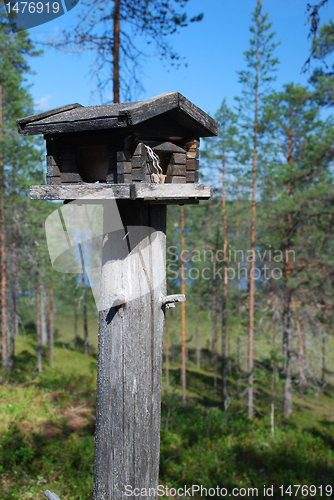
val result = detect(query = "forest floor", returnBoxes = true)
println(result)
[1,309,334,500]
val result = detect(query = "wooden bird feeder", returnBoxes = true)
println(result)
[17,92,218,500]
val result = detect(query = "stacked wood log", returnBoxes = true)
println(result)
[45,135,200,186]
[184,139,200,183]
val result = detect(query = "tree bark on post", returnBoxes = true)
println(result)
[93,202,166,500]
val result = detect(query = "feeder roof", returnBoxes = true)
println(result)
[17,92,219,138]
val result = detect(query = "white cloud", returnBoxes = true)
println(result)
[34,95,53,111]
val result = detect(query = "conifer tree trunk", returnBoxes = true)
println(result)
[35,243,42,374]
[271,292,277,434]
[282,132,294,416]
[221,138,228,408]
[291,295,305,399]
[41,287,48,345]
[248,39,260,419]
[180,206,186,403]
[79,211,89,355]
[236,195,241,292]
[49,274,54,369]
[321,327,326,385]
[80,245,89,355]
[113,0,120,103]
[212,274,218,396]
[195,286,200,369]
[0,84,7,371]
[74,296,78,347]
[282,288,292,415]
[8,229,18,370]
[165,308,169,390]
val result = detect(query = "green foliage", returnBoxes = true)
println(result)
[201,99,239,192]
[2,361,334,499]
[308,19,334,106]
[160,400,334,493]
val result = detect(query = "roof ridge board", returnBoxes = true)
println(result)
[120,92,180,125]
[178,94,219,136]
[26,102,139,126]
[16,103,83,127]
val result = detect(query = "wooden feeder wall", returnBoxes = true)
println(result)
[46,134,200,186]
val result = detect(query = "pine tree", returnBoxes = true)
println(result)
[180,205,186,403]
[308,19,334,106]
[202,99,238,409]
[236,0,279,418]
[49,0,203,102]
[0,10,43,370]
[262,83,334,415]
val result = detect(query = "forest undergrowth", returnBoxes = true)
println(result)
[1,311,334,500]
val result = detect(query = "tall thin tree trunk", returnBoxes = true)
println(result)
[271,291,277,372]
[49,273,54,369]
[321,327,326,385]
[113,0,120,103]
[195,286,200,369]
[165,308,169,390]
[41,287,48,345]
[236,195,241,292]
[248,40,260,419]
[0,84,7,371]
[212,274,218,396]
[180,205,186,403]
[291,295,305,399]
[35,243,42,374]
[221,140,228,409]
[74,296,78,347]
[79,244,89,355]
[79,207,89,355]
[282,289,292,416]
[270,292,277,413]
[282,127,294,415]
[8,229,18,370]
[271,293,277,438]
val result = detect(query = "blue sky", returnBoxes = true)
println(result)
[25,0,333,118]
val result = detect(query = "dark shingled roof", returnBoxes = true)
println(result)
[16,92,219,137]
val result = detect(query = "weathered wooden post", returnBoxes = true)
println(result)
[17,92,218,499]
